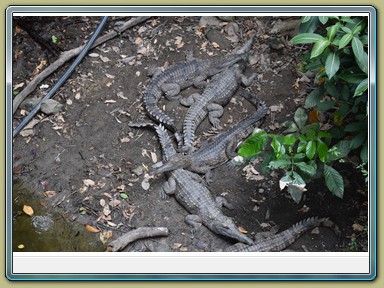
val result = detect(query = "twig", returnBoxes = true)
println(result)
[13,16,151,114]
[106,227,169,252]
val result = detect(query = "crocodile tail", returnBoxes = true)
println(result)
[280,216,341,247]
[128,121,176,160]
[235,32,257,55]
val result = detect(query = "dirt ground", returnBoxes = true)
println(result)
[11,16,368,252]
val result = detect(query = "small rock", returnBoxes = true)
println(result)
[204,28,231,50]
[131,166,144,176]
[258,188,265,193]
[199,16,221,27]
[271,19,301,36]
[40,99,64,115]
[20,97,42,110]
[217,16,235,22]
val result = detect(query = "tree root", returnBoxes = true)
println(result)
[13,16,151,114]
[106,227,169,252]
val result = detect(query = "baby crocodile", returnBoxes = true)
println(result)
[150,97,268,182]
[129,122,254,245]
[180,59,256,152]
[143,33,256,143]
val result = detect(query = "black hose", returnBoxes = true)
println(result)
[13,16,109,137]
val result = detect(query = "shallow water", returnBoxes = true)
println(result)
[12,180,105,252]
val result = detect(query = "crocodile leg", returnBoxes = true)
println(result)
[207,103,224,128]
[161,175,177,199]
[215,196,234,210]
[241,73,257,87]
[185,214,203,234]
[180,93,202,107]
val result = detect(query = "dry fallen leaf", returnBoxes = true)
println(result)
[43,191,56,198]
[352,223,364,232]
[211,42,220,49]
[83,179,95,187]
[100,199,106,207]
[120,137,130,143]
[85,225,100,233]
[171,243,182,249]
[238,226,248,234]
[150,152,158,163]
[141,173,151,190]
[99,230,113,245]
[23,205,34,216]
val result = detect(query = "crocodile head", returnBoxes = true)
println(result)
[149,154,190,175]
[210,217,254,245]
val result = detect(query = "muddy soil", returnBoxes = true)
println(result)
[12,16,368,252]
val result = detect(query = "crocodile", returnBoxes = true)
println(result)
[128,122,254,245]
[179,59,257,152]
[149,96,268,182]
[224,217,340,252]
[142,33,256,143]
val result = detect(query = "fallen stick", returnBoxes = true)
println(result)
[106,227,169,252]
[13,16,151,114]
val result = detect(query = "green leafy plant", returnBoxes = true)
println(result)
[238,16,369,203]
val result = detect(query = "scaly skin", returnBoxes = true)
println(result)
[150,98,268,182]
[181,59,256,151]
[224,217,340,252]
[143,33,256,144]
[130,122,254,245]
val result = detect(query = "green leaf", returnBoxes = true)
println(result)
[354,78,368,97]
[317,100,337,111]
[305,87,324,108]
[341,26,352,34]
[238,131,268,157]
[297,140,307,153]
[350,132,367,150]
[352,36,364,64]
[351,18,367,35]
[311,38,331,58]
[292,171,306,186]
[291,33,323,44]
[324,52,340,80]
[294,162,317,176]
[283,135,297,146]
[294,108,308,129]
[356,51,368,74]
[301,16,312,23]
[326,23,342,41]
[338,72,367,84]
[269,159,292,169]
[302,123,320,136]
[306,140,316,160]
[340,17,355,24]
[324,164,344,198]
[324,80,340,98]
[299,17,319,33]
[287,184,305,204]
[281,120,298,133]
[120,193,129,199]
[360,140,368,163]
[338,33,353,49]
[317,139,329,163]
[305,59,323,71]
[345,121,366,132]
[293,153,306,161]
[271,138,285,159]
[318,16,329,25]
[326,140,351,162]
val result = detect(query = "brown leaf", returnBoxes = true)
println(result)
[43,191,56,198]
[352,223,364,232]
[238,226,248,234]
[23,205,34,216]
[82,179,95,187]
[85,225,100,233]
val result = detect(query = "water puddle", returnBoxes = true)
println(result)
[12,180,105,252]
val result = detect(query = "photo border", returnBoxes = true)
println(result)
[5,5,377,281]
